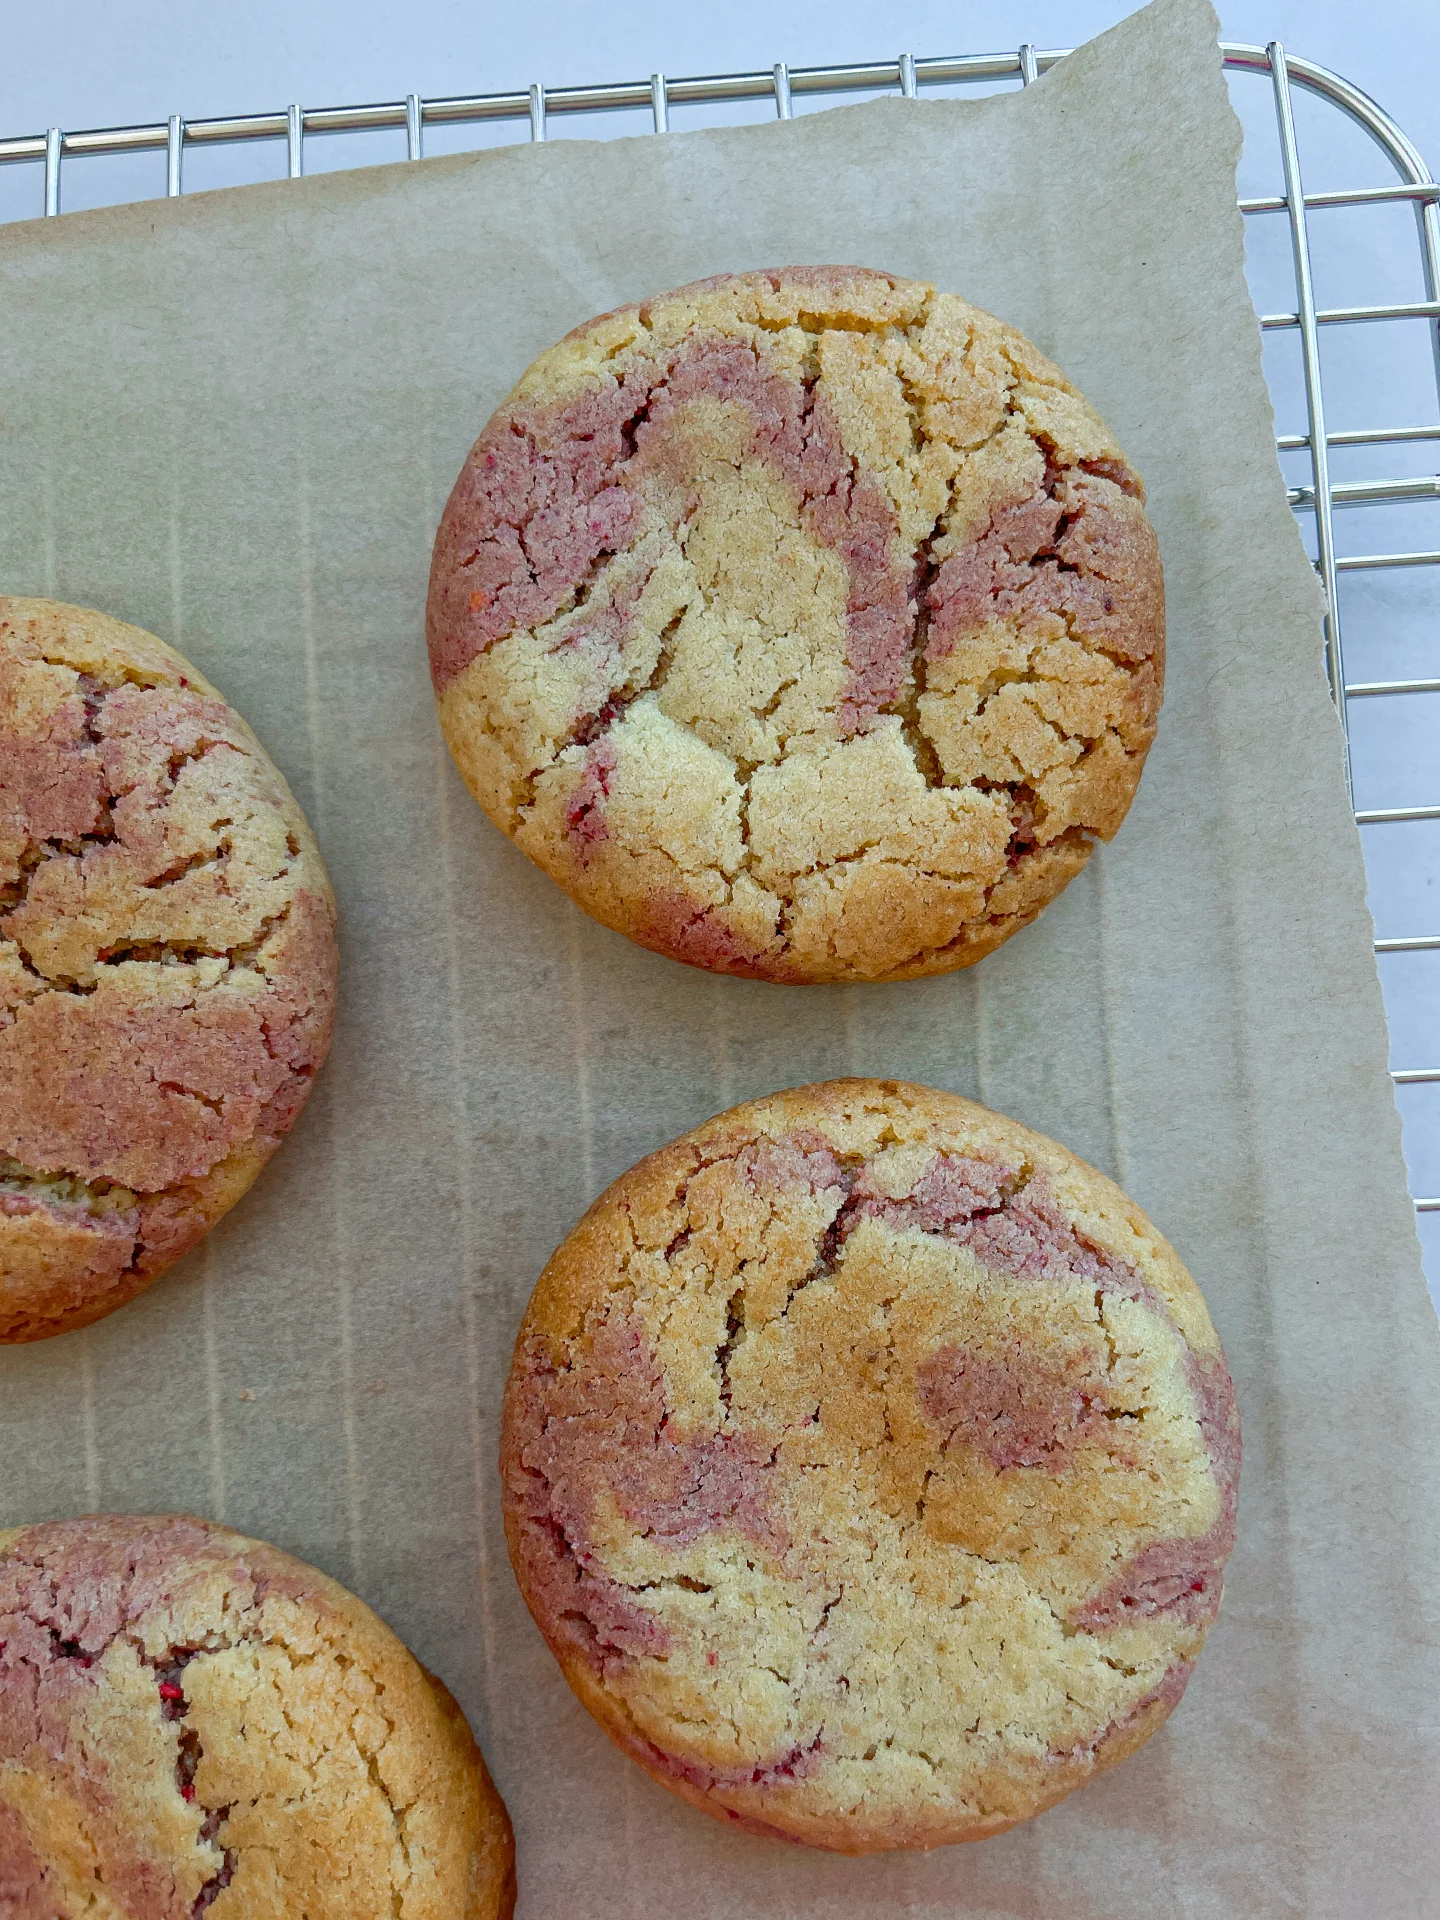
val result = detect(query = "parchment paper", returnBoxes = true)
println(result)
[3,0,1438,1911]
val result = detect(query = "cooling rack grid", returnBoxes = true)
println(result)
[3,40,1436,1250]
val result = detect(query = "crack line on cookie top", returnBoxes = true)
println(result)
[1,663,317,995]
[493,331,1145,784]
[3,894,302,997]
[0,1535,432,1907]
[0,874,329,1307]
[147,1649,239,1914]
[507,1130,1209,1654]
[508,362,1146,820]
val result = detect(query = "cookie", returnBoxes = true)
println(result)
[0,1513,516,1917]
[0,598,339,1341]
[428,268,1163,984]
[501,1080,1238,1852]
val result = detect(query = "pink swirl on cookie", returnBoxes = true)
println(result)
[0,1516,255,1920]
[630,333,912,733]
[503,1083,1239,1851]
[562,740,618,855]
[428,272,1166,985]
[427,379,651,687]
[851,1146,1237,1617]
[1070,1351,1240,1632]
[916,1341,1114,1473]
[737,1128,848,1197]
[506,1135,852,1670]
[0,598,339,1341]
[432,274,1175,990]
[629,892,777,978]
[430,329,913,735]
[0,1803,54,1918]
[504,1307,789,1670]
[6,980,295,1190]
[634,1729,828,1846]
[846,1152,1150,1294]
[0,1514,516,1918]
[925,467,1163,667]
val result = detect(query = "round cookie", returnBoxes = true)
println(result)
[0,1513,516,1917]
[0,597,339,1341]
[501,1079,1238,1853]
[428,268,1163,984]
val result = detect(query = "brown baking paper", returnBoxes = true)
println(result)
[2,0,1437,1910]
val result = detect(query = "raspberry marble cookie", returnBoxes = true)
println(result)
[0,598,339,1341]
[0,1514,516,1917]
[502,1080,1238,1852]
[428,268,1163,983]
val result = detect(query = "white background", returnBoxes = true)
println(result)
[4,0,1437,1300]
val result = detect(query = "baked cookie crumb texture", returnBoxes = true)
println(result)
[0,597,340,1341]
[0,1514,516,1918]
[501,1080,1238,1852]
[428,268,1164,983]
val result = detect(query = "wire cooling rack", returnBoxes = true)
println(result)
[3,41,1437,1231]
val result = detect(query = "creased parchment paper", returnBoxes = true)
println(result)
[2,0,1437,1911]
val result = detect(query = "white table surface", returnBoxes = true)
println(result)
[5,0,1437,1302]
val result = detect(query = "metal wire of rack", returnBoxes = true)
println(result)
[2,40,1436,1223]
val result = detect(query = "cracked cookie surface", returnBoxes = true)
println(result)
[501,1080,1237,1852]
[0,1513,516,1919]
[0,597,340,1341]
[428,268,1164,983]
